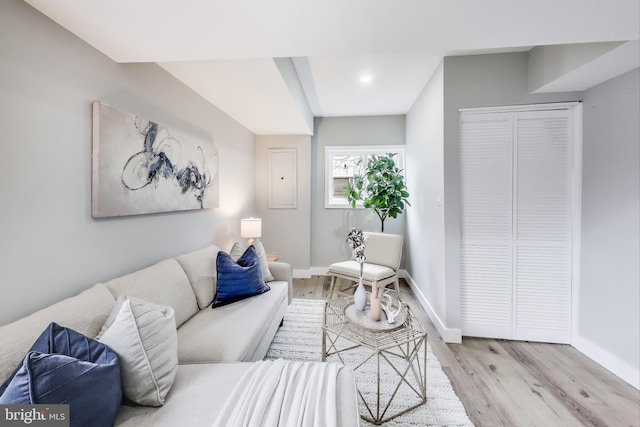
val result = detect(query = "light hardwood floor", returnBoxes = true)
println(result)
[293,276,640,427]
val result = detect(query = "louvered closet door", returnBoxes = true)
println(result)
[514,110,572,343]
[459,108,573,344]
[459,112,514,339]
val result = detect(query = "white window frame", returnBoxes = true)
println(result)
[324,145,406,209]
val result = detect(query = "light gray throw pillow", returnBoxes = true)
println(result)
[97,296,178,407]
[229,241,245,260]
[230,240,274,282]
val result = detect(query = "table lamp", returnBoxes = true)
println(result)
[240,217,262,246]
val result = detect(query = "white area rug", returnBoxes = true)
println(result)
[265,299,475,426]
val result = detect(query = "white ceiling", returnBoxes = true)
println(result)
[24,0,640,134]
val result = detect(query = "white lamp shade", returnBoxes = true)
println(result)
[241,218,262,238]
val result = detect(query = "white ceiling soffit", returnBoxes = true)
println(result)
[22,0,639,62]
[530,41,640,93]
[159,59,313,135]
[23,0,640,133]
[293,52,445,117]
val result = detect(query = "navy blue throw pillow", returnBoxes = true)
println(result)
[0,323,121,427]
[213,245,270,307]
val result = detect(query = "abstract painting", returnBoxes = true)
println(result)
[91,101,219,217]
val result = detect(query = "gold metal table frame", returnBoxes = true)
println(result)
[322,297,427,425]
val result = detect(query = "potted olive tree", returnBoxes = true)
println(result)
[344,153,410,232]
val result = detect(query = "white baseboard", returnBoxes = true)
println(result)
[309,267,329,276]
[573,334,640,390]
[403,273,462,344]
[293,269,312,279]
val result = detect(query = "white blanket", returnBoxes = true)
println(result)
[212,359,343,427]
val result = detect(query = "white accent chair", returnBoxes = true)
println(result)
[327,232,404,300]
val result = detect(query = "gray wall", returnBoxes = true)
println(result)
[311,116,406,268]
[441,52,582,327]
[0,1,257,325]
[580,69,640,370]
[405,63,447,325]
[255,135,311,274]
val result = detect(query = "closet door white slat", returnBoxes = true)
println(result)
[459,113,513,339]
[514,110,572,343]
[459,107,573,344]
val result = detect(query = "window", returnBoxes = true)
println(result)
[325,145,405,208]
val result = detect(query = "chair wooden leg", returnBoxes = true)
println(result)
[328,275,337,300]
[394,278,401,300]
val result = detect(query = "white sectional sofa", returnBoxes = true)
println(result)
[0,244,360,426]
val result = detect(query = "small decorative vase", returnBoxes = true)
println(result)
[369,292,381,321]
[353,276,367,311]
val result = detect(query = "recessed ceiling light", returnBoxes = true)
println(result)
[360,74,373,84]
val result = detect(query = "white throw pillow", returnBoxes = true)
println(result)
[230,240,274,282]
[97,296,178,406]
[229,242,245,260]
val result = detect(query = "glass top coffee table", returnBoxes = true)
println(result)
[322,296,427,425]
